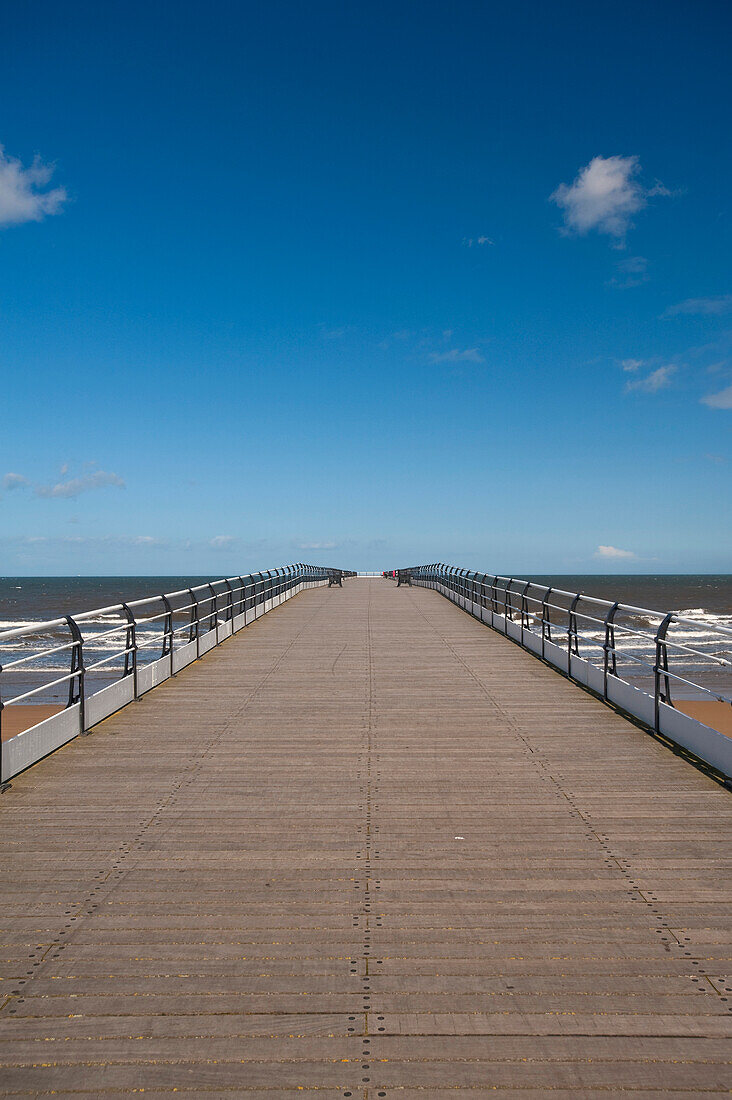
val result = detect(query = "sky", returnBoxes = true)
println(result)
[1,0,730,576]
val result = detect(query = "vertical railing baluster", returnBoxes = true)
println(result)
[66,615,86,733]
[603,602,619,699]
[188,589,200,658]
[568,594,582,661]
[161,595,174,677]
[655,613,674,732]
[121,603,138,700]
[541,587,553,659]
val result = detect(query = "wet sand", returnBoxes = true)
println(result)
[675,700,732,740]
[1,705,65,742]
[2,699,731,745]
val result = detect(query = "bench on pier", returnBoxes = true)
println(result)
[397,569,412,587]
[328,570,343,587]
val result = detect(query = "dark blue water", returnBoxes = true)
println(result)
[1,574,730,705]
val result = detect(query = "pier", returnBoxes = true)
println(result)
[1,577,732,1094]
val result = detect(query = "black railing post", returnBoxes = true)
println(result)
[161,595,174,677]
[520,581,531,646]
[224,579,235,629]
[603,602,620,699]
[568,594,582,658]
[206,583,218,642]
[505,580,514,624]
[188,589,200,658]
[655,613,674,732]
[121,603,138,700]
[541,587,553,658]
[66,615,86,733]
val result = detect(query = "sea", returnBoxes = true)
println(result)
[0,574,730,706]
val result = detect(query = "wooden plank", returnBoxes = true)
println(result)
[0,579,731,1094]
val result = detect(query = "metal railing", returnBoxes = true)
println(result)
[0,563,349,784]
[397,564,732,781]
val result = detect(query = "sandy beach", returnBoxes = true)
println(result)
[2,698,731,744]
[1,705,65,742]
[675,700,732,740]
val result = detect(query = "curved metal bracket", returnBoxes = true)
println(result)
[120,603,138,697]
[541,587,553,652]
[505,579,514,621]
[206,583,218,635]
[223,579,235,623]
[603,602,620,697]
[568,593,582,656]
[187,589,200,649]
[66,614,86,732]
[655,612,674,728]
[520,581,531,642]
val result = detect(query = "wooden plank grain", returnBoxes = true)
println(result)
[1,579,731,1095]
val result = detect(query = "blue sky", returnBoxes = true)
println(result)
[1,0,730,575]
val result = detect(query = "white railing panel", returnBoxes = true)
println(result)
[86,677,135,728]
[137,655,171,696]
[2,704,81,780]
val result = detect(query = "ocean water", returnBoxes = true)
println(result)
[527,575,732,699]
[1,574,731,706]
[0,576,220,705]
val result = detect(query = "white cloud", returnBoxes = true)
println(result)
[700,384,732,409]
[663,294,732,317]
[35,470,125,499]
[317,324,349,340]
[626,365,676,393]
[595,545,637,560]
[462,236,493,247]
[621,358,644,372]
[210,535,237,548]
[2,472,29,490]
[0,144,67,227]
[551,155,666,241]
[298,541,337,550]
[608,255,649,288]
[428,347,485,364]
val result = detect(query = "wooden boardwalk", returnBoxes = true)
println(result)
[1,578,731,1097]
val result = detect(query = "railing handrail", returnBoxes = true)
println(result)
[1,562,353,785]
[0,566,347,643]
[392,563,732,781]
[398,565,732,639]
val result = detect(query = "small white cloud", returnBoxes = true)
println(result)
[209,535,236,548]
[621,358,644,372]
[35,470,125,499]
[298,540,337,550]
[0,144,67,227]
[626,365,676,393]
[663,294,732,317]
[317,324,348,340]
[608,255,649,288]
[701,384,732,410]
[428,347,485,364]
[595,544,637,560]
[2,472,29,491]
[462,236,493,247]
[551,155,665,241]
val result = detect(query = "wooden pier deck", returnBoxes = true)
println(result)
[1,578,731,1097]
